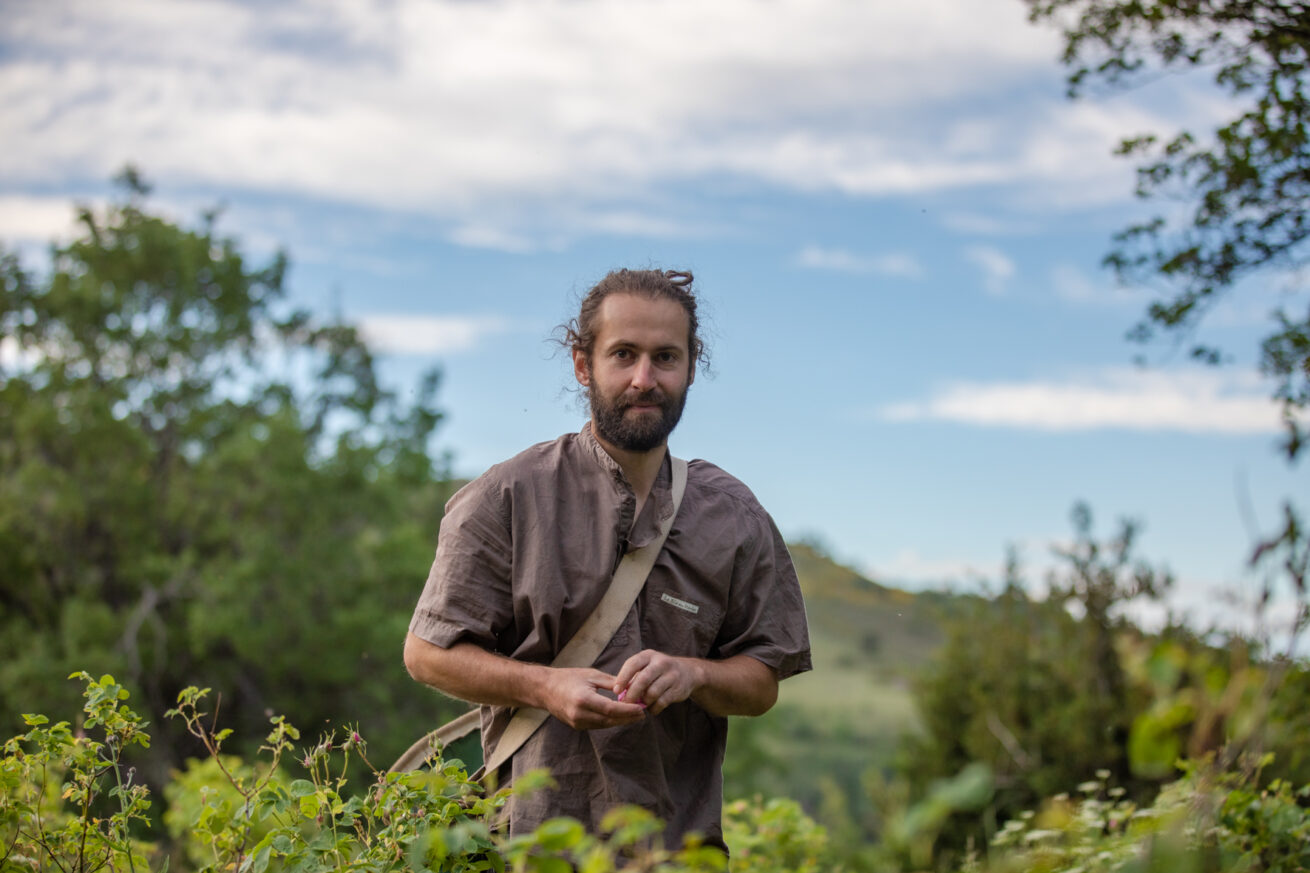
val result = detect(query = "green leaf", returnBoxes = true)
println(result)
[288,779,317,799]
[528,857,573,873]
[250,841,272,873]
[533,818,585,852]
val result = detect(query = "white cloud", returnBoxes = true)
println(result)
[355,314,510,356]
[879,367,1293,434]
[964,244,1016,295]
[0,195,84,244]
[873,548,994,587]
[795,245,924,279]
[0,0,1205,244]
[448,224,539,254]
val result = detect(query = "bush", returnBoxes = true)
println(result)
[0,673,824,873]
[7,670,1304,873]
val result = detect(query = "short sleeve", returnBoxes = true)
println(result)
[713,511,812,680]
[408,472,515,651]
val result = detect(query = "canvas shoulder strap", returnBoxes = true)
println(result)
[391,455,690,776]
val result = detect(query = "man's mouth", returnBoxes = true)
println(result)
[624,394,665,412]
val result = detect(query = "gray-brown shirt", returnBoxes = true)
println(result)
[409,425,811,850]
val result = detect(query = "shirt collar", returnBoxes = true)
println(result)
[578,422,674,550]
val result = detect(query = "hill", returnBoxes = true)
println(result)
[778,542,963,728]
[721,542,975,805]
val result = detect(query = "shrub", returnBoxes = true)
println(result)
[0,673,826,873]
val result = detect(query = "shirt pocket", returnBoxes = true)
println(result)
[641,586,724,657]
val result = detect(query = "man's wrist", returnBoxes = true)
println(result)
[687,657,709,693]
[517,661,554,710]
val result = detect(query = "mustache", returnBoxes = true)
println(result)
[621,390,668,407]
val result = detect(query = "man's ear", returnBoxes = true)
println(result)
[572,348,590,386]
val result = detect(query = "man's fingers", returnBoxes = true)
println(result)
[590,696,645,719]
[612,650,698,711]
[614,651,653,692]
[547,668,645,730]
[586,671,618,690]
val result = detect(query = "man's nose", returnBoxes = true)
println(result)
[630,356,657,390]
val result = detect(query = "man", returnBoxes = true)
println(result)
[404,268,811,851]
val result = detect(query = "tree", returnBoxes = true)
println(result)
[897,508,1171,856]
[0,172,459,792]
[1025,0,1310,458]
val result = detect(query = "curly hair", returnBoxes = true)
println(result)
[558,268,710,374]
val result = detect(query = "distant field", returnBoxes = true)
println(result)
[776,542,959,734]
[721,544,963,805]
[779,664,918,730]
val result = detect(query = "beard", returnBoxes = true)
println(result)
[589,380,688,453]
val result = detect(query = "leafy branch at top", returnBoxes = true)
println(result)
[1025,0,1310,459]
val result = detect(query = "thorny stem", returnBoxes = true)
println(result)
[76,765,97,873]
[355,744,379,775]
[179,704,255,871]
[32,761,68,873]
[182,699,303,870]
[110,750,138,873]
[1,827,21,868]
[28,826,71,873]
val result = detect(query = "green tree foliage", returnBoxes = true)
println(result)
[899,502,1310,864]
[898,507,1171,855]
[0,173,458,791]
[1024,0,1310,457]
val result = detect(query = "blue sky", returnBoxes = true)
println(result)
[2,0,1306,632]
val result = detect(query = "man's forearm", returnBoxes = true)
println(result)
[404,632,647,731]
[404,632,549,708]
[686,654,778,717]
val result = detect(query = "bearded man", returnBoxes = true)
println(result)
[403,268,811,852]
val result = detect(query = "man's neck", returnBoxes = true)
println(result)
[590,423,667,509]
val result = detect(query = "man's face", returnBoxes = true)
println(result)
[573,292,694,455]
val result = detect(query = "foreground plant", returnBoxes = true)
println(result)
[982,762,1310,873]
[1,672,154,873]
[1,674,762,873]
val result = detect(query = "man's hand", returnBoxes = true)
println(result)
[404,634,646,730]
[612,650,701,716]
[613,650,779,717]
[540,667,648,730]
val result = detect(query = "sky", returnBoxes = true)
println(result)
[2,0,1307,635]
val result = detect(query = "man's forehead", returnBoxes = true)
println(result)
[593,293,690,347]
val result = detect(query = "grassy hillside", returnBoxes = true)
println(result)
[723,542,973,807]
[777,542,958,730]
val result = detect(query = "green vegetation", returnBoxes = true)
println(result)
[4,672,1307,872]
[0,173,465,793]
[1023,0,1309,683]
